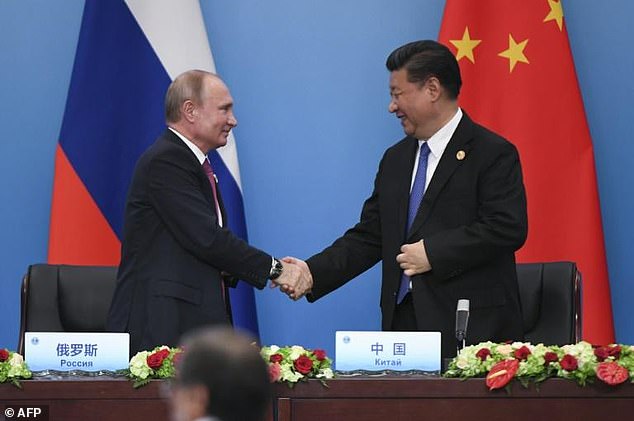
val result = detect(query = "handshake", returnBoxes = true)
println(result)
[270,257,313,301]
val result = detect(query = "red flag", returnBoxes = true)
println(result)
[439,0,614,344]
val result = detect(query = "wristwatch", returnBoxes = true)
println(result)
[269,257,283,281]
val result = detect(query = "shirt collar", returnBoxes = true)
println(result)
[419,108,463,158]
[168,127,208,165]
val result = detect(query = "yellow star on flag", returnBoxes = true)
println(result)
[544,0,564,31]
[498,34,529,73]
[449,26,482,63]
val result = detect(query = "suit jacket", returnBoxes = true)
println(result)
[107,129,271,354]
[306,112,528,358]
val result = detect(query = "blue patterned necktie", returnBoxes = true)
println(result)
[397,142,431,304]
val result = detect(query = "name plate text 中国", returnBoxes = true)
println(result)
[335,331,441,373]
[25,332,129,372]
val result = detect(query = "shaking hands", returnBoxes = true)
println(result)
[270,257,313,300]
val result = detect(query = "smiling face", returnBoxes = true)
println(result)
[190,76,237,152]
[388,68,439,140]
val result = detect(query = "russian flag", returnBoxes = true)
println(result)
[48,0,259,336]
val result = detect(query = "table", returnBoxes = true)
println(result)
[2,377,633,421]
[270,376,634,421]
[1,378,168,421]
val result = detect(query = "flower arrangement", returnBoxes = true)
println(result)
[260,345,334,387]
[128,346,182,388]
[127,344,333,389]
[444,341,634,390]
[0,348,32,388]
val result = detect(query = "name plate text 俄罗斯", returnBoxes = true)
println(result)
[24,332,129,372]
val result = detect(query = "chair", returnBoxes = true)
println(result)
[18,264,118,354]
[516,261,582,346]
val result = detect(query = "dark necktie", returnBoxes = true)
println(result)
[202,157,228,306]
[202,158,223,227]
[397,142,431,304]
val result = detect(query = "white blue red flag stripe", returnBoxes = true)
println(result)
[48,0,259,336]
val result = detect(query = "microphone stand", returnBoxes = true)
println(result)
[456,334,466,355]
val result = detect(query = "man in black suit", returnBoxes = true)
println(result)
[285,40,528,359]
[107,70,307,355]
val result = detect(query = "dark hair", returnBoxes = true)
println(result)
[176,327,271,421]
[386,40,462,99]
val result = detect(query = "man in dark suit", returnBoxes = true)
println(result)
[284,40,528,359]
[107,70,307,355]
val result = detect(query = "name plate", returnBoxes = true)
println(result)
[335,331,441,373]
[25,332,129,372]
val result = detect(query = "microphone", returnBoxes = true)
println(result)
[455,299,470,350]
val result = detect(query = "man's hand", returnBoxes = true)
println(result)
[269,258,313,300]
[396,240,432,276]
[270,261,299,295]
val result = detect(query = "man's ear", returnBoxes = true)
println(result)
[182,100,197,123]
[425,76,442,102]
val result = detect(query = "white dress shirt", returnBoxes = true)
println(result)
[410,108,463,192]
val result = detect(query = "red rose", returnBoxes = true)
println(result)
[293,355,314,375]
[270,353,284,364]
[268,362,282,383]
[0,349,9,362]
[476,348,491,361]
[607,345,622,358]
[514,346,531,361]
[147,350,169,369]
[560,354,578,371]
[594,346,609,362]
[543,351,558,365]
[147,353,163,369]
[314,349,327,361]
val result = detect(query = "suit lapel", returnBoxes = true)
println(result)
[407,114,474,240]
[163,129,220,224]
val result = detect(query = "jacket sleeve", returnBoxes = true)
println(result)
[147,153,271,288]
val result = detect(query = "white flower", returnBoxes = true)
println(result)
[319,368,334,379]
[6,352,30,379]
[496,344,513,356]
[289,345,306,360]
[129,351,151,380]
[280,364,303,383]
[9,353,23,366]
[456,354,470,369]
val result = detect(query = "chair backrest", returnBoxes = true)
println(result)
[516,261,582,346]
[18,264,118,354]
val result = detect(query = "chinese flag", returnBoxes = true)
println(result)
[439,0,614,344]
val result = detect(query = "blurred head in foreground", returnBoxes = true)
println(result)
[170,327,271,421]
